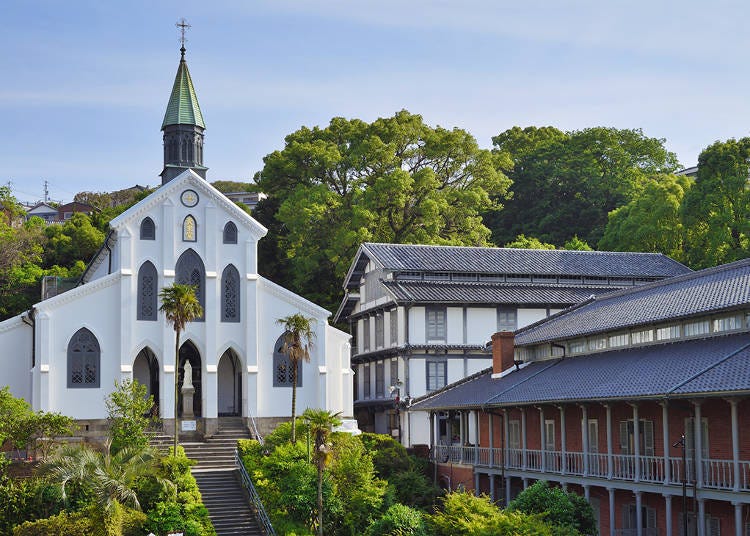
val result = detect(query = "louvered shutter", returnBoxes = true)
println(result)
[646,507,657,529]
[707,517,720,536]
[643,420,655,456]
[619,421,630,454]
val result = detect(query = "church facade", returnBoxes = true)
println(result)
[0,46,353,439]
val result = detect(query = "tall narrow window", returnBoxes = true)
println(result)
[140,217,155,240]
[619,419,654,456]
[375,314,384,348]
[68,328,100,388]
[426,359,447,391]
[221,264,240,322]
[376,361,385,397]
[390,309,398,346]
[182,215,197,242]
[363,363,371,398]
[175,249,205,321]
[390,359,398,387]
[223,221,238,244]
[362,317,370,351]
[137,261,158,321]
[426,307,447,342]
[273,334,302,387]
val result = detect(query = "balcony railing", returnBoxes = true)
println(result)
[431,444,750,492]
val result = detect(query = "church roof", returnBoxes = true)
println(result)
[161,50,205,130]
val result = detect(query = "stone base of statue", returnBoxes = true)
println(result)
[181,385,195,418]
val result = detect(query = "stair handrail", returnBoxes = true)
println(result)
[247,412,264,445]
[236,449,276,536]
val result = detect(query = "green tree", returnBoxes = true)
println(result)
[489,126,679,246]
[43,213,104,269]
[681,138,750,268]
[0,215,46,320]
[562,236,593,251]
[508,480,596,535]
[39,443,168,536]
[277,313,316,443]
[599,173,691,259]
[106,379,157,454]
[255,110,511,311]
[367,503,427,536]
[159,284,203,456]
[504,234,557,250]
[303,409,342,536]
[210,180,257,193]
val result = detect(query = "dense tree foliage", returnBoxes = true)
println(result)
[254,110,511,311]
[488,126,680,247]
[105,380,158,454]
[508,481,596,535]
[681,138,750,268]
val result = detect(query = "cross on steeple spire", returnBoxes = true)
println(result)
[176,18,191,59]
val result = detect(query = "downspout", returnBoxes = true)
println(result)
[21,307,35,368]
[104,232,113,274]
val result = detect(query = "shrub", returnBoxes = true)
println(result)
[367,503,428,536]
[387,468,441,510]
[508,480,596,535]
[105,379,157,454]
[359,433,411,479]
[12,506,146,536]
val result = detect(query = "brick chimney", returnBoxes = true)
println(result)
[492,331,515,376]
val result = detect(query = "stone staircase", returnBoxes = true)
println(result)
[149,418,267,535]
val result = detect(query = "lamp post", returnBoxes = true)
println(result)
[389,380,403,441]
[673,434,687,536]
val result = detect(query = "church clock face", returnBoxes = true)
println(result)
[181,189,199,207]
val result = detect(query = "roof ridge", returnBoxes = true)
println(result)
[666,339,750,396]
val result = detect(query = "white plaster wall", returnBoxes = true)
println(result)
[409,412,430,446]
[446,358,464,385]
[446,307,463,344]
[409,307,426,344]
[518,308,549,329]
[325,324,353,417]
[466,357,491,375]
[0,315,33,402]
[408,357,426,397]
[466,308,496,344]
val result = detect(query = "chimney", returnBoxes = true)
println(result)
[492,331,515,376]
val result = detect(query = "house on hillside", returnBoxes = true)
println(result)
[334,242,690,447]
[411,259,750,535]
[0,44,353,442]
[24,202,58,223]
[56,201,96,222]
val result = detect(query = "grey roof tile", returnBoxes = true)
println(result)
[516,258,750,345]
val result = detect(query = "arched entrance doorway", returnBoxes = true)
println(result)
[217,350,242,417]
[178,341,202,417]
[133,348,159,414]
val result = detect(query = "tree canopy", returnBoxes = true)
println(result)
[254,110,511,312]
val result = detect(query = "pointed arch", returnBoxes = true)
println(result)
[175,249,205,321]
[133,347,159,405]
[137,261,158,321]
[178,339,202,417]
[218,349,242,416]
[221,264,240,323]
[223,221,238,244]
[273,333,302,387]
[140,217,156,240]
[67,328,100,388]
[182,214,197,242]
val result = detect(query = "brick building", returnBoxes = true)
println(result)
[411,259,750,535]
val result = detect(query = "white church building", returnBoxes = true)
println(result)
[0,45,353,439]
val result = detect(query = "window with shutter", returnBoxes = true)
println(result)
[544,420,555,451]
[363,317,370,351]
[363,363,371,398]
[508,420,521,450]
[376,362,385,397]
[684,417,709,459]
[390,359,398,386]
[390,310,398,346]
[619,421,630,454]
[375,314,384,348]
[497,306,517,332]
[426,307,447,342]
[619,419,654,455]
[426,360,447,391]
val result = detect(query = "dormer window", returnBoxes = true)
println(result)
[140,217,156,240]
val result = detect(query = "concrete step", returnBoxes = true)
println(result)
[193,469,265,536]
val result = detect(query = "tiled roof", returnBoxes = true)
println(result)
[516,258,750,345]
[410,333,750,411]
[162,55,205,129]
[382,280,611,306]
[361,243,689,278]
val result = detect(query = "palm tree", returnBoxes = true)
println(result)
[303,408,342,536]
[39,442,171,536]
[159,283,203,456]
[276,313,315,443]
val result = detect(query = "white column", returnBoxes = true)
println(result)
[503,409,509,468]
[635,490,643,536]
[473,410,480,464]
[729,399,739,492]
[694,401,703,488]
[662,401,671,484]
[560,406,567,475]
[474,472,479,496]
[521,408,527,470]
[203,202,218,420]
[489,413,495,468]
[734,502,743,536]
[632,403,641,483]
[582,404,589,476]
[608,488,616,536]
[664,494,672,536]
[606,403,613,479]
[583,484,590,500]
[539,406,546,472]
[244,277,259,419]
[489,474,495,502]
[505,476,511,506]
[697,498,706,536]
[430,412,435,451]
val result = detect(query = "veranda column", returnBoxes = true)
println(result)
[608,488,616,536]
[459,410,466,463]
[503,409,510,468]
[429,412,435,456]
[694,401,703,488]
[489,474,495,502]
[606,403,613,479]
[734,502,743,536]
[489,412,495,468]
[581,404,589,476]
[521,408,528,470]
[632,403,641,483]
[635,490,643,536]
[473,410,480,464]
[664,494,672,536]
[583,484,590,500]
[505,476,511,506]
[729,398,739,492]
[559,405,567,475]
[697,498,706,536]
[539,406,546,472]
[661,401,671,484]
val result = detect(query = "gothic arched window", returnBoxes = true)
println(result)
[223,221,238,244]
[221,264,240,322]
[175,248,205,321]
[140,217,156,240]
[68,328,100,388]
[137,261,158,321]
[273,333,302,387]
[183,215,197,242]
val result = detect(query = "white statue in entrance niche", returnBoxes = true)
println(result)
[181,360,195,418]
[183,360,194,388]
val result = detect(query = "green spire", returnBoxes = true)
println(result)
[161,47,205,130]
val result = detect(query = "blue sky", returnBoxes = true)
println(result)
[2,1,749,204]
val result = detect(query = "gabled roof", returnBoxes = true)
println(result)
[516,258,750,345]
[162,53,205,129]
[410,333,750,411]
[342,243,689,290]
[26,202,57,214]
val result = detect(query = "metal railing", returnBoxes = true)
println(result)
[432,445,750,492]
[235,449,276,536]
